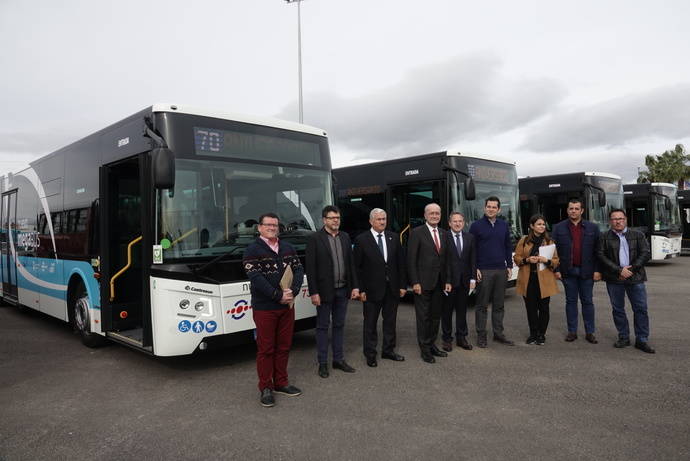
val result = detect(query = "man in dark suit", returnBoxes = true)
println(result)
[306,205,360,378]
[407,203,452,363]
[354,208,407,367]
[441,211,477,352]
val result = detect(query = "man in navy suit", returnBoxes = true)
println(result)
[551,199,601,344]
[354,208,407,367]
[441,211,477,352]
[407,203,452,363]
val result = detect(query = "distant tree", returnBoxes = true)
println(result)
[637,144,690,189]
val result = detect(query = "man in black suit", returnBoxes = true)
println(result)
[306,205,360,378]
[354,208,407,367]
[441,211,477,352]
[407,203,452,363]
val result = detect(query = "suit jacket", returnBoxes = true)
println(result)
[353,229,407,302]
[305,227,359,303]
[407,224,450,291]
[552,219,600,277]
[445,230,477,289]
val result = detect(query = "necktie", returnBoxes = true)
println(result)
[377,233,385,259]
[432,228,440,253]
[455,233,462,257]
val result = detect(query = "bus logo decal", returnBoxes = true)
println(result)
[404,169,419,176]
[227,299,251,320]
[117,137,130,147]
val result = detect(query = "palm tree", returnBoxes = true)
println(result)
[637,144,689,189]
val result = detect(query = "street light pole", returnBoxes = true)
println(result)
[285,0,304,123]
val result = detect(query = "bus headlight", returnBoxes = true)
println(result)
[194,301,205,311]
[179,299,190,309]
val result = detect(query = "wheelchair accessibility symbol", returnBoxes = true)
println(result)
[178,320,191,333]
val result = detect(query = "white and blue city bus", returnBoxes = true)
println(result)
[0,104,333,356]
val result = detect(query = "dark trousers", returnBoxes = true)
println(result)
[413,282,443,354]
[441,286,469,342]
[475,269,507,336]
[523,272,550,337]
[606,282,650,342]
[253,308,295,391]
[362,286,399,359]
[316,287,349,364]
[562,267,596,334]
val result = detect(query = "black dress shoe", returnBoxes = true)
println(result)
[634,341,656,354]
[430,346,448,357]
[366,357,378,367]
[421,353,435,363]
[614,338,631,348]
[457,337,473,350]
[318,363,329,378]
[381,352,405,361]
[493,335,515,346]
[332,360,356,373]
[441,341,453,352]
[565,332,578,342]
[260,388,275,407]
[585,333,598,344]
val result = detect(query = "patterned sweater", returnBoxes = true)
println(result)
[242,238,304,311]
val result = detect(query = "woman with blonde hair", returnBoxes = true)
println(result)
[514,215,560,345]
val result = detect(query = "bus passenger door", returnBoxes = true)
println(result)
[390,181,443,246]
[1,190,19,303]
[99,154,151,350]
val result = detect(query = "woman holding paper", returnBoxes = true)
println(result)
[514,215,560,345]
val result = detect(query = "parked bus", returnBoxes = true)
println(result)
[624,183,682,260]
[679,191,690,255]
[334,151,521,281]
[519,172,624,232]
[0,104,332,356]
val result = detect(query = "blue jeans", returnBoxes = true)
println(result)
[605,282,650,342]
[562,267,595,334]
[316,287,349,364]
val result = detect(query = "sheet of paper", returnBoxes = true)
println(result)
[539,244,556,271]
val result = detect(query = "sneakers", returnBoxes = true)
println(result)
[260,388,275,407]
[536,335,545,346]
[526,336,537,345]
[477,333,488,348]
[274,385,302,396]
[585,333,598,344]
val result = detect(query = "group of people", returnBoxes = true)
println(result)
[242,198,655,407]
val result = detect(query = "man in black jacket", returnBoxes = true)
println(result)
[441,211,477,352]
[597,209,655,353]
[407,203,452,363]
[354,208,407,367]
[306,206,360,378]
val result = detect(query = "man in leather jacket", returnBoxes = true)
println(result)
[596,209,655,353]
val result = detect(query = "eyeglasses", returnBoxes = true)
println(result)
[325,216,341,220]
[260,223,279,227]
[610,217,626,222]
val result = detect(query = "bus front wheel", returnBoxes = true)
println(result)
[72,283,106,348]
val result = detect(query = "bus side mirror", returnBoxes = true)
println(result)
[153,148,175,189]
[465,178,476,201]
[598,190,606,207]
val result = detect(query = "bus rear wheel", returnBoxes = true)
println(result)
[72,283,106,348]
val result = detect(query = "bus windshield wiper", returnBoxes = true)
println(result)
[193,246,243,279]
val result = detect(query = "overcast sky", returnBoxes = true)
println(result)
[1,0,689,183]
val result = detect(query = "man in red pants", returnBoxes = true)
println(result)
[243,213,305,407]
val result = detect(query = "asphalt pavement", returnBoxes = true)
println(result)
[1,257,689,461]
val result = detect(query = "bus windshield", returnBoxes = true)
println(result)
[156,158,331,260]
[653,186,681,231]
[590,177,624,232]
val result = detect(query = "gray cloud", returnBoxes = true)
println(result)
[278,55,566,157]
[523,84,690,152]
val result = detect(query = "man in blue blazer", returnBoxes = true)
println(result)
[442,211,477,352]
[551,199,602,344]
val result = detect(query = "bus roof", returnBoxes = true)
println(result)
[445,150,516,166]
[583,172,622,180]
[650,182,677,189]
[335,150,516,171]
[152,104,327,137]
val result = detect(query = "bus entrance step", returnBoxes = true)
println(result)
[108,328,144,347]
